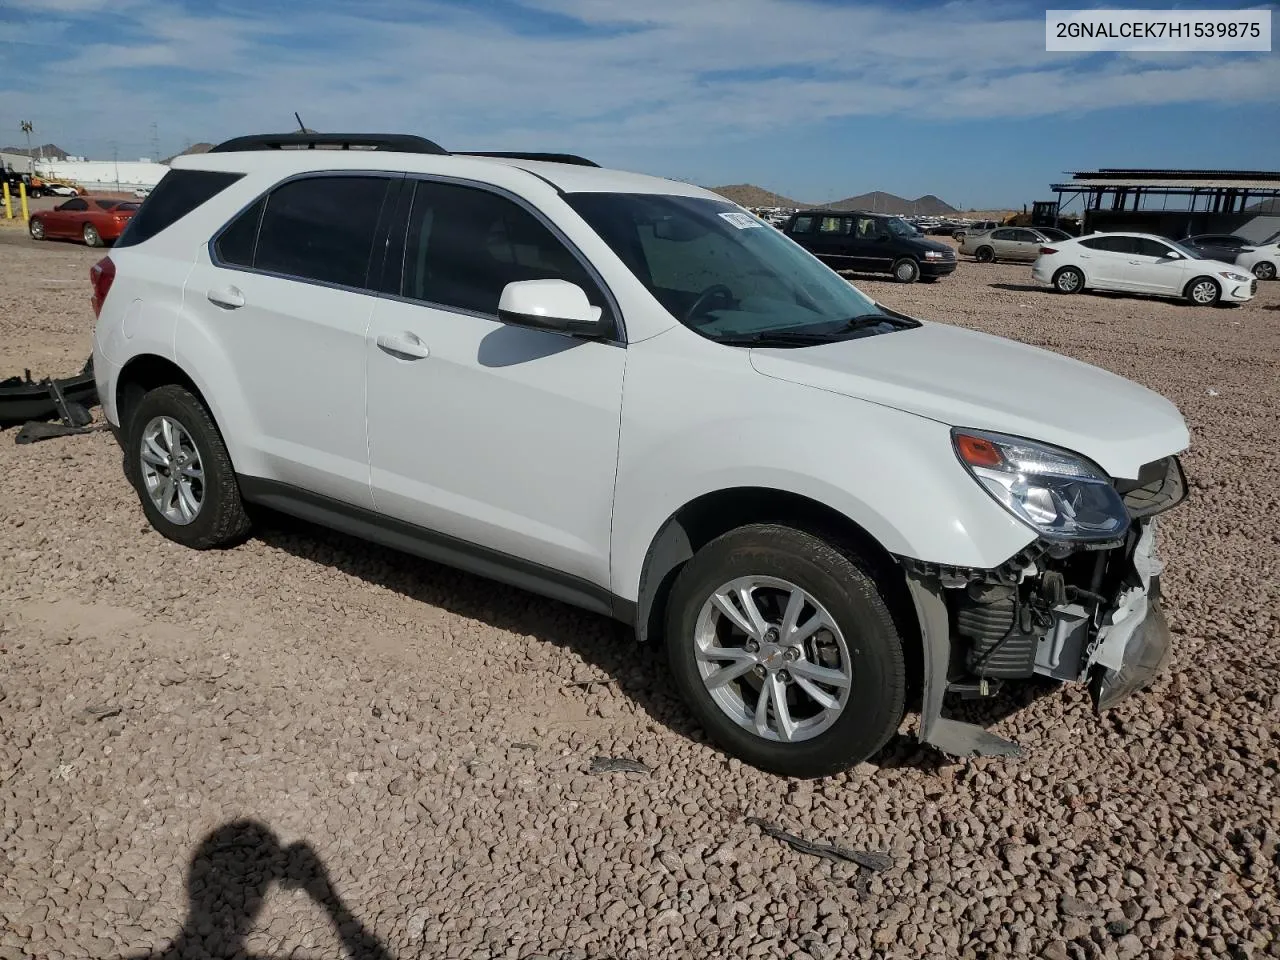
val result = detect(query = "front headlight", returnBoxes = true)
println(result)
[1219,271,1250,282]
[952,429,1129,541]
[923,251,944,260]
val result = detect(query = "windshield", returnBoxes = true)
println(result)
[885,216,917,238]
[565,193,916,346]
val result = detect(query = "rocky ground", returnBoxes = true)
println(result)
[1,226,1277,959]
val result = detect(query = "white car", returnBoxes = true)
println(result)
[1237,241,1279,281]
[44,183,79,197]
[1032,232,1256,306]
[133,185,153,199]
[91,133,1191,777]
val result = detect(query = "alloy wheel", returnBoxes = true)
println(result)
[693,575,852,743]
[139,416,205,525]
[1190,280,1218,304]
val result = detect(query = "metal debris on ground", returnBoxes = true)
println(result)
[15,421,100,444]
[745,817,893,872]
[587,756,650,775]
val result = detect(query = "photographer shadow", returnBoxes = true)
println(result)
[131,820,394,960]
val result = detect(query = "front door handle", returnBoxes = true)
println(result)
[207,286,244,309]
[376,332,431,360]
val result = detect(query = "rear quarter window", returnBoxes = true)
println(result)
[115,169,244,248]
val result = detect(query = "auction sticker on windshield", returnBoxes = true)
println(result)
[720,211,765,229]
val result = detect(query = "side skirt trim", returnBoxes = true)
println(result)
[237,476,628,622]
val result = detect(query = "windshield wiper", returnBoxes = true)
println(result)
[717,330,834,347]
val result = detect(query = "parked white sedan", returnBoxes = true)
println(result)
[1032,232,1257,306]
[1237,241,1279,281]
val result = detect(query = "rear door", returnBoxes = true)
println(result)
[181,172,399,508]
[988,228,1020,259]
[1009,229,1044,261]
[809,214,856,269]
[1077,235,1135,289]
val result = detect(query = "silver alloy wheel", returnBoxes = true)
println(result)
[83,224,100,247]
[30,220,44,240]
[139,416,204,525]
[693,575,852,743]
[1190,279,1218,304]
[1255,261,1276,281]
[1056,269,1081,292]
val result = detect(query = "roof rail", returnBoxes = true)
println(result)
[456,151,599,168]
[209,133,448,155]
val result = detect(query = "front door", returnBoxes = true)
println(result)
[1119,237,1183,295]
[179,173,398,508]
[364,178,625,591]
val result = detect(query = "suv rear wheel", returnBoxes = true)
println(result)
[125,384,251,549]
[665,524,906,777]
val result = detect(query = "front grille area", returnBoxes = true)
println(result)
[1252,279,1259,295]
[1115,455,1188,519]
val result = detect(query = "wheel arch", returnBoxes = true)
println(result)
[631,486,922,690]
[115,353,216,440]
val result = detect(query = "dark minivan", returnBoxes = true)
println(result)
[782,209,957,283]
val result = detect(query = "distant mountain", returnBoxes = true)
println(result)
[709,184,803,208]
[162,142,214,164]
[1,143,69,160]
[820,191,959,216]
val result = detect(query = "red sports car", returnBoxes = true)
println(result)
[29,197,140,247]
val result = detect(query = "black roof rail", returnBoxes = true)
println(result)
[209,133,448,155]
[456,151,599,167]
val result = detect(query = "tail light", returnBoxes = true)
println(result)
[1039,246,1058,255]
[89,256,115,318]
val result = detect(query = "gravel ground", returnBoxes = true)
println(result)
[2,226,1278,960]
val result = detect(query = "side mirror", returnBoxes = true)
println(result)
[1163,251,1183,260]
[497,279,606,337]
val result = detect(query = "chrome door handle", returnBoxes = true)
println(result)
[376,332,431,360]
[207,286,244,309]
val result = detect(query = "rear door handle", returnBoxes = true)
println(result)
[376,332,431,360]
[207,286,244,309]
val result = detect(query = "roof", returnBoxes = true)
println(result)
[1055,168,1280,193]
[172,146,718,199]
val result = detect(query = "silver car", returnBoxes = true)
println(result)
[960,227,1049,263]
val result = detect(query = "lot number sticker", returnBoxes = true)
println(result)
[719,211,764,229]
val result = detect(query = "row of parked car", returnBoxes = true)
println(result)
[954,225,1275,306]
[774,208,1274,306]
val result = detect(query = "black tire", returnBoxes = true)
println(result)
[125,384,250,549]
[1053,266,1084,294]
[892,258,920,283]
[83,224,102,248]
[665,524,906,778]
[1184,276,1220,306]
[1253,260,1276,281]
[974,246,995,263]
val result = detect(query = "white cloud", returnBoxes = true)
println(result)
[4,0,1276,161]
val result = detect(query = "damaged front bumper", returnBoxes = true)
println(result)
[902,455,1186,758]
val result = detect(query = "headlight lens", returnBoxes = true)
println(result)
[1219,271,1249,282]
[924,251,944,260]
[952,429,1130,541]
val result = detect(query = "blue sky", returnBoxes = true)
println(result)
[1,0,1276,208]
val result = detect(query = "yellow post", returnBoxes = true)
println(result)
[2,182,11,219]
[19,182,29,221]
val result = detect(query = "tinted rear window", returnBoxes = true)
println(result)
[253,176,391,288]
[115,169,243,248]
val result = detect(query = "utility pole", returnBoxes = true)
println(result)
[20,120,33,161]
[150,122,160,161]
[110,140,119,190]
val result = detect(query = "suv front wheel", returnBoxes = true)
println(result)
[665,524,906,777]
[125,384,252,549]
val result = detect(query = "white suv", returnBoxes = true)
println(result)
[92,134,1191,777]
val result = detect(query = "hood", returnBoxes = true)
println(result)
[915,237,953,255]
[750,321,1189,479]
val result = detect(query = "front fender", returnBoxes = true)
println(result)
[610,332,1034,603]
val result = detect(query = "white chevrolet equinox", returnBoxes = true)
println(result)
[91,133,1191,777]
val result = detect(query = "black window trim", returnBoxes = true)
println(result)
[207,170,405,299]
[380,174,628,346]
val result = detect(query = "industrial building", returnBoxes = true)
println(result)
[1049,168,1280,243]
[31,157,169,192]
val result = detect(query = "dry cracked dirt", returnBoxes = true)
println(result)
[1,223,1278,960]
